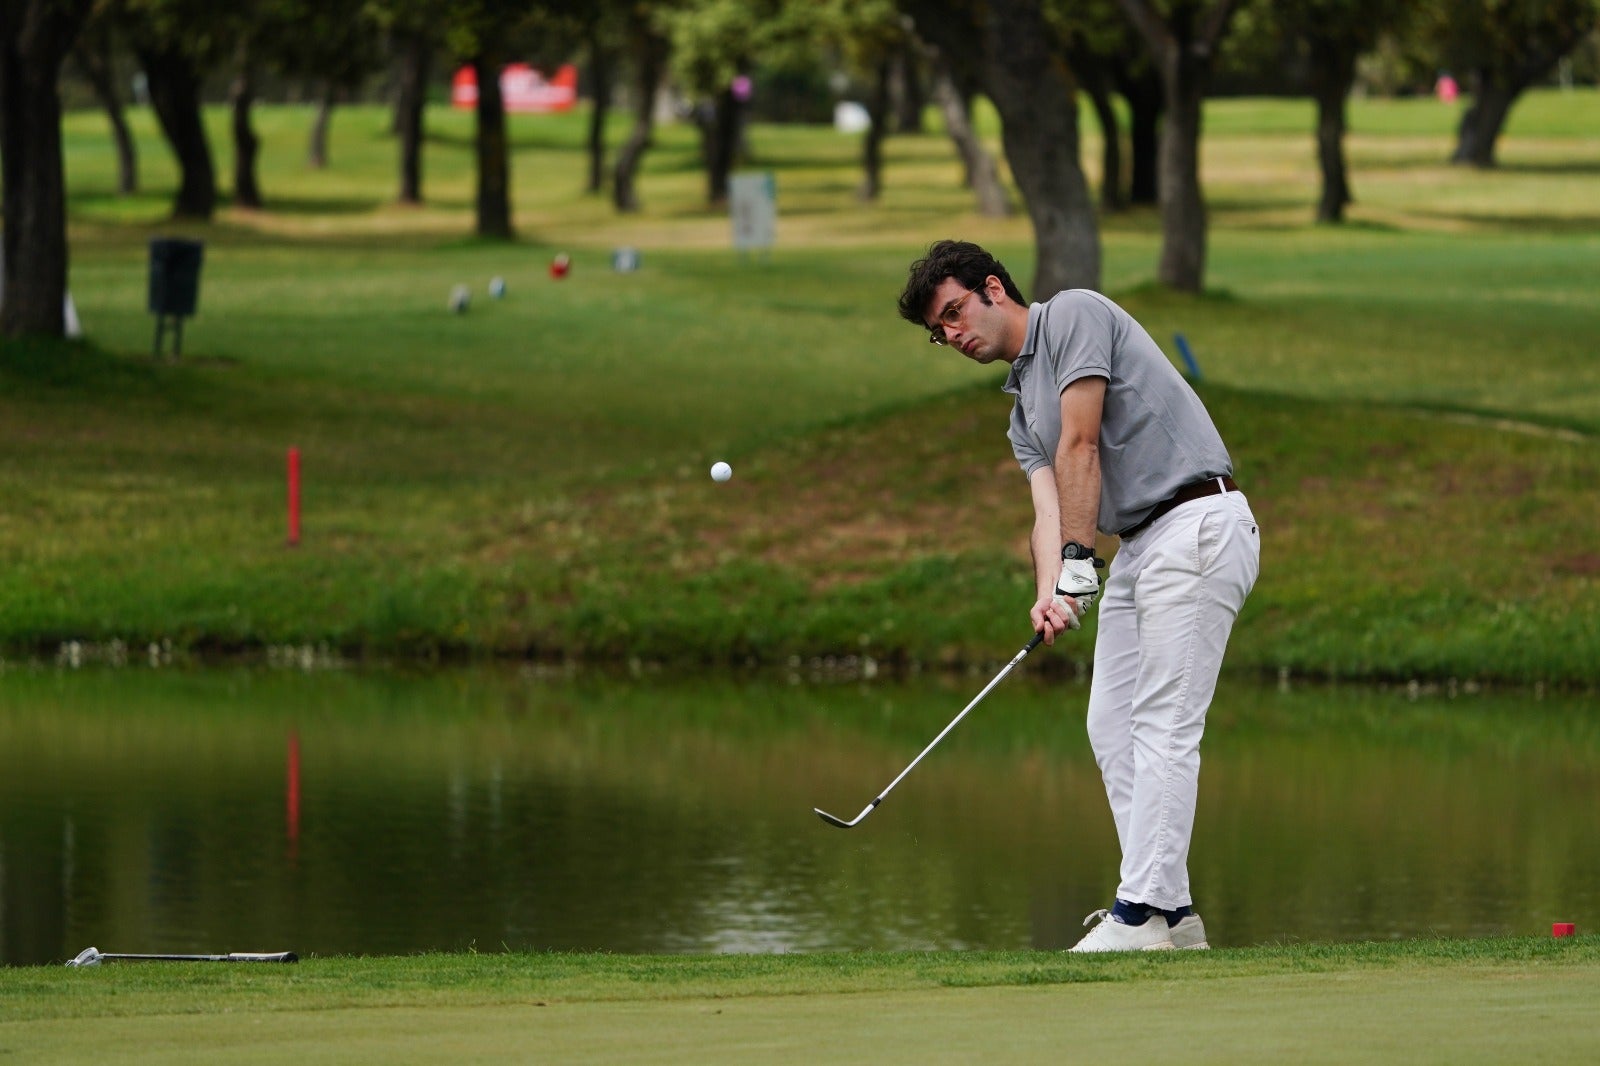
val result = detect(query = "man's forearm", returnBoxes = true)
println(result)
[1055,440,1101,547]
[1027,467,1063,600]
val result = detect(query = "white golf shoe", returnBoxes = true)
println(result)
[1169,914,1210,949]
[1068,909,1176,952]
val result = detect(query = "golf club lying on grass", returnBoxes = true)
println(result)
[66,947,298,966]
[814,631,1046,829]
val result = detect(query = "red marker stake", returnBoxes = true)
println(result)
[1553,922,1576,938]
[287,447,301,547]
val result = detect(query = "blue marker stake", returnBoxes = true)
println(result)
[1174,333,1202,380]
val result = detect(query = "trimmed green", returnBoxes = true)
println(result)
[4,939,1599,1063]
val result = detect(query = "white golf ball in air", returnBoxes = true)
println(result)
[710,461,732,482]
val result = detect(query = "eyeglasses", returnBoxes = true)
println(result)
[928,289,979,345]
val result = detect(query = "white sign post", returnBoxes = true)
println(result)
[729,172,776,258]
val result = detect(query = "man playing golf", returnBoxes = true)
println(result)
[899,240,1260,951]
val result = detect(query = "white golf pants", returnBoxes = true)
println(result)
[1087,490,1260,910]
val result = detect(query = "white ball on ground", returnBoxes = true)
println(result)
[489,276,506,299]
[449,284,470,313]
[710,461,732,482]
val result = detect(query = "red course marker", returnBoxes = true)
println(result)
[287,447,301,547]
[1553,922,1577,938]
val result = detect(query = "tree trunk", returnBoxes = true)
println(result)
[859,57,891,201]
[929,64,1009,216]
[700,86,741,207]
[230,46,262,209]
[473,54,513,239]
[1119,0,1239,293]
[585,27,613,195]
[979,5,1100,297]
[1077,56,1124,212]
[1448,13,1595,169]
[612,15,666,213]
[1,0,91,339]
[394,30,429,204]
[1120,64,1162,205]
[308,84,335,170]
[1155,64,1206,291]
[1308,39,1355,223]
[1451,75,1517,168]
[136,42,215,220]
[892,42,926,133]
[72,29,137,194]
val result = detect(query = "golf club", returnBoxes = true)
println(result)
[65,947,298,966]
[813,631,1046,829]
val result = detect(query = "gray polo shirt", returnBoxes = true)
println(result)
[1003,289,1233,536]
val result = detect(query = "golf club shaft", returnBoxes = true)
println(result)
[98,952,297,963]
[815,631,1045,828]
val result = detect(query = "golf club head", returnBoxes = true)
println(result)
[813,798,880,829]
[66,947,102,967]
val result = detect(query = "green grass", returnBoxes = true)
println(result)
[2,91,1597,680]
[4,939,1599,1063]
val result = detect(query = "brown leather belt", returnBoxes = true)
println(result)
[1121,476,1238,538]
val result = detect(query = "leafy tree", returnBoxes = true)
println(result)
[367,0,452,205]
[225,4,269,209]
[1044,0,1156,213]
[444,0,553,239]
[908,0,1101,297]
[1,0,94,339]
[613,1,673,212]
[71,0,138,195]
[578,2,624,196]
[123,0,228,219]
[660,0,808,206]
[1262,0,1408,222]
[1117,0,1244,292]
[811,0,909,201]
[917,36,1011,216]
[269,0,385,170]
[1432,0,1598,166]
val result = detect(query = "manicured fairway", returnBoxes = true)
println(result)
[5,941,1598,1063]
[7,92,1598,677]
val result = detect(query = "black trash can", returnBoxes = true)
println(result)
[148,238,203,355]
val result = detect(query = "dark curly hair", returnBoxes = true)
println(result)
[897,240,1026,327]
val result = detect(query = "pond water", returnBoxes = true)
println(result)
[3,664,1598,967]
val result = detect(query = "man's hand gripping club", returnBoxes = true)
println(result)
[1032,544,1104,644]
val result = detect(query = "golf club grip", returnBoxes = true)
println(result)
[1025,631,1044,652]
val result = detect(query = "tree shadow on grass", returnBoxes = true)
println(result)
[0,335,223,407]
[1492,160,1600,176]
[230,195,389,216]
[1413,209,1600,235]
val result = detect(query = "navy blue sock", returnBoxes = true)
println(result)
[1162,905,1194,928]
[1111,899,1154,926]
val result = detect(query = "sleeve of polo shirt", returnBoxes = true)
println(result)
[1043,291,1113,394]
[1008,401,1049,480]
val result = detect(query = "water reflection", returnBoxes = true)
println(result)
[2,666,1597,966]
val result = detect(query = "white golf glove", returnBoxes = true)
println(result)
[1052,559,1102,630]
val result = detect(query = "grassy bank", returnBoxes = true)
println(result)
[2,93,1596,682]
[4,938,1598,1063]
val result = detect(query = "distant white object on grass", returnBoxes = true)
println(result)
[710,461,732,482]
[834,101,871,134]
[612,247,640,273]
[489,276,506,299]
[449,284,470,313]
